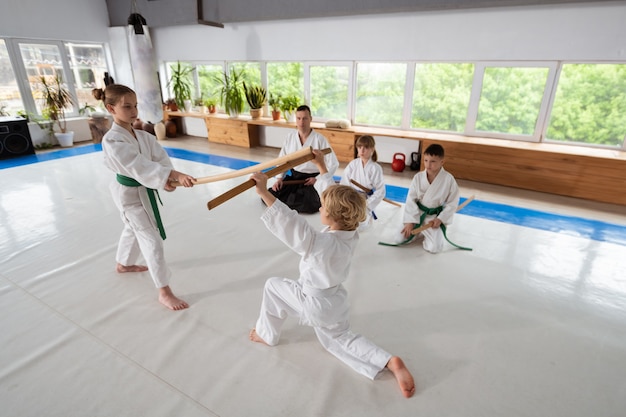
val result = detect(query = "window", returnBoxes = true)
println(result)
[546,63,626,147]
[197,63,224,103]
[267,62,303,102]
[411,63,473,132]
[355,62,406,127]
[18,41,75,116]
[65,43,108,109]
[229,62,261,112]
[469,64,554,139]
[1,38,110,119]
[0,40,24,117]
[308,63,351,120]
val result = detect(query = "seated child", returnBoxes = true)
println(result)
[249,150,416,398]
[398,143,459,253]
[340,135,386,231]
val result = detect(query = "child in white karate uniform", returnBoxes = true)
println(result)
[340,135,385,231]
[249,150,415,398]
[399,143,459,253]
[101,84,195,310]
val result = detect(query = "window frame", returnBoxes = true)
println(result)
[3,37,111,119]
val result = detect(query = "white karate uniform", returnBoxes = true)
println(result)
[401,167,459,253]
[255,173,392,380]
[340,158,385,229]
[102,122,173,288]
[276,130,339,179]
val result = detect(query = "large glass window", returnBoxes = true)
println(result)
[0,40,23,117]
[411,63,473,132]
[267,62,303,102]
[18,42,75,116]
[309,64,350,120]
[546,63,626,147]
[65,43,108,109]
[474,66,550,136]
[197,63,223,103]
[355,62,406,127]
[229,62,261,112]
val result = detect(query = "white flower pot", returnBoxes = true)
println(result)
[55,131,74,147]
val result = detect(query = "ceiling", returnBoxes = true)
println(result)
[106,0,621,28]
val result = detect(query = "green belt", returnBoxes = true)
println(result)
[379,200,471,250]
[116,174,166,240]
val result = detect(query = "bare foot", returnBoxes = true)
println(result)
[158,286,189,311]
[249,328,269,345]
[387,356,416,398]
[116,263,148,273]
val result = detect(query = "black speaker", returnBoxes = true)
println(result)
[0,116,35,160]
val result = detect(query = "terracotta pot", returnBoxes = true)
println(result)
[165,119,177,138]
[142,121,155,135]
[271,110,281,121]
[208,105,216,114]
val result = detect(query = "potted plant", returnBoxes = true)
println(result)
[167,61,193,111]
[212,67,245,118]
[244,83,267,119]
[39,73,75,147]
[268,93,282,121]
[280,94,300,122]
[205,97,217,114]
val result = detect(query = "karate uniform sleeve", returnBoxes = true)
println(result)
[261,199,315,256]
[437,175,460,225]
[339,160,354,186]
[314,172,336,196]
[402,174,422,224]
[367,163,386,212]
[102,129,171,190]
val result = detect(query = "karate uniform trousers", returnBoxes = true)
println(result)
[270,130,339,213]
[103,123,173,288]
[255,174,392,380]
[400,167,459,253]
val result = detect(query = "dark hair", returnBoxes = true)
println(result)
[296,104,311,115]
[424,143,445,158]
[355,135,378,162]
[99,84,136,108]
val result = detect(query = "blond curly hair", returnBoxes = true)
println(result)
[321,185,367,231]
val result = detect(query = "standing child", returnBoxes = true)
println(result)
[249,150,415,398]
[101,84,196,310]
[399,143,459,253]
[340,135,385,230]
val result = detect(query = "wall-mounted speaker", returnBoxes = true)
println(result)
[0,116,35,160]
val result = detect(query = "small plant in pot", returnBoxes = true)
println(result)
[212,67,245,118]
[280,94,300,123]
[269,93,282,121]
[39,73,76,147]
[205,97,217,114]
[244,83,267,119]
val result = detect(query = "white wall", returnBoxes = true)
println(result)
[151,3,626,62]
[0,0,110,42]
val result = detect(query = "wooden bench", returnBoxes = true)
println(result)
[166,111,626,206]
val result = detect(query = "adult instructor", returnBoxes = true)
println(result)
[269,104,339,213]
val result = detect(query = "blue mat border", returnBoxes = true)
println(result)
[2,144,624,246]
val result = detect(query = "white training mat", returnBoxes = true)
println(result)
[2,151,626,417]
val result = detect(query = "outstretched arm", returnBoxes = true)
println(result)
[165,170,196,191]
[251,172,276,207]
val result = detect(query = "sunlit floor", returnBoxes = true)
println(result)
[1,137,626,417]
